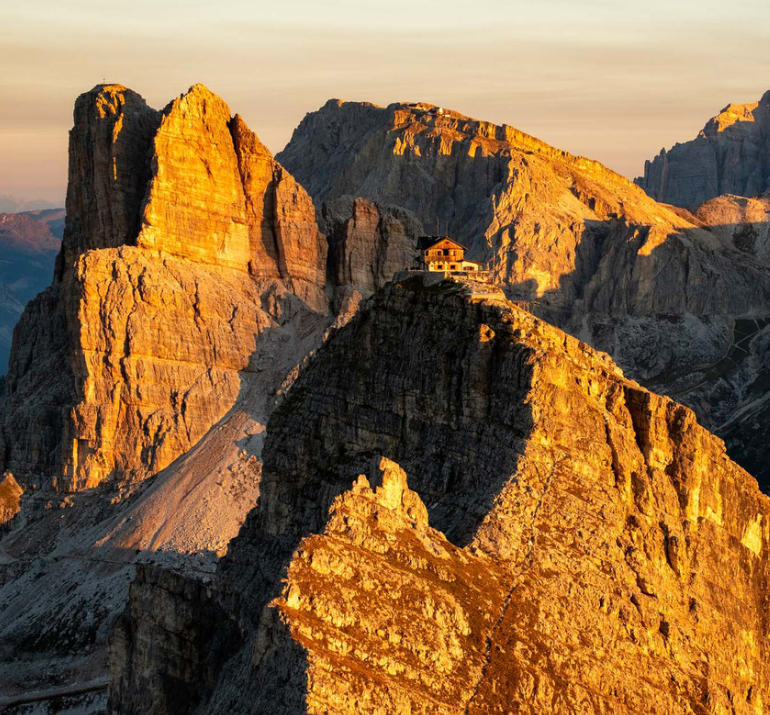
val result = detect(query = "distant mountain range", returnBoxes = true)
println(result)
[0,194,62,214]
[0,208,62,372]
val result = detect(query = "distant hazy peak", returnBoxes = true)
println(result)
[701,91,770,137]
[637,90,770,208]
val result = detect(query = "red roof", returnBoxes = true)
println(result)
[418,235,468,251]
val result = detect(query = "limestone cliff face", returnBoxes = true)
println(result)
[637,91,770,208]
[1,281,75,485]
[137,87,251,271]
[56,84,160,279]
[669,194,770,485]
[0,83,328,491]
[111,277,770,714]
[137,86,327,308]
[62,248,312,489]
[605,193,770,487]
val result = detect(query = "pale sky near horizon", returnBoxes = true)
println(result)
[3,0,770,204]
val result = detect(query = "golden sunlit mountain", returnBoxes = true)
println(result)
[277,98,770,488]
[2,80,770,715]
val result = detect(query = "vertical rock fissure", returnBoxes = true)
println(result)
[462,454,565,713]
[270,167,289,285]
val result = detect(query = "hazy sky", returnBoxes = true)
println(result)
[3,0,770,204]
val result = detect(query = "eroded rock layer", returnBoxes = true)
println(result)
[637,91,770,208]
[111,277,770,714]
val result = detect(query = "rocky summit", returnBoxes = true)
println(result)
[0,83,329,493]
[637,91,770,208]
[0,83,339,708]
[111,276,770,714]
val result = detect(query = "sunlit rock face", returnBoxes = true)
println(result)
[111,277,770,714]
[278,99,770,489]
[637,91,770,208]
[137,88,327,307]
[0,84,328,491]
[0,473,23,525]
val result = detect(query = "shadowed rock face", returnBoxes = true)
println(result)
[323,195,422,314]
[111,278,770,714]
[637,91,770,208]
[0,84,329,491]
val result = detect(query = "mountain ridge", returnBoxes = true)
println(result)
[111,275,770,714]
[5,83,770,711]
